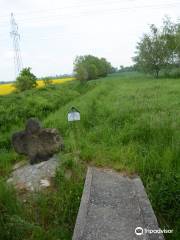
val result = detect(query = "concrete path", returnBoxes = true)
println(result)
[73,167,164,240]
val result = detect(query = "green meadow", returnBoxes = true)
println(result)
[0,73,179,240]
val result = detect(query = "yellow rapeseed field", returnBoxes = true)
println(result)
[0,77,75,96]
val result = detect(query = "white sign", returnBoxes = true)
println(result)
[68,111,80,122]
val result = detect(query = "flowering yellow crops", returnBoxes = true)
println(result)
[0,77,75,96]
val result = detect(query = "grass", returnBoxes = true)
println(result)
[0,77,75,95]
[0,72,179,239]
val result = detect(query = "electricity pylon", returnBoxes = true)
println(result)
[10,13,23,78]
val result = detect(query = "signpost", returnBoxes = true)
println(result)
[68,107,80,122]
[68,107,80,161]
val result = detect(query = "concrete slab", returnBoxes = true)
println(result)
[73,167,164,240]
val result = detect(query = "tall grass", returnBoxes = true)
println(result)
[0,73,179,239]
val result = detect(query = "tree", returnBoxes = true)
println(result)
[118,65,135,73]
[133,17,180,78]
[73,56,88,82]
[87,64,98,80]
[162,17,178,65]
[175,23,180,61]
[76,64,88,82]
[119,65,124,71]
[73,55,113,82]
[15,67,37,91]
[43,77,53,86]
[133,25,168,78]
[99,58,112,76]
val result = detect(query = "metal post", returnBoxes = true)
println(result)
[10,13,23,79]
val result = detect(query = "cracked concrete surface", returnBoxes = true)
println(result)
[73,167,164,240]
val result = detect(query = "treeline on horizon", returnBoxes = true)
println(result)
[74,16,180,80]
[39,16,180,82]
[5,16,180,92]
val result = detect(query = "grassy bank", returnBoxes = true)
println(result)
[0,73,179,239]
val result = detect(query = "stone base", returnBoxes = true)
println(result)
[7,156,59,191]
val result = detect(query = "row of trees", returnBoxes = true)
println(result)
[15,68,58,91]
[133,17,180,78]
[73,55,113,82]
[16,17,179,92]
[118,65,135,73]
[15,55,114,91]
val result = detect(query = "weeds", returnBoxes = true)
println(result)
[0,73,179,239]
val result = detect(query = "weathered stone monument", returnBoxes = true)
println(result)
[7,118,64,191]
[12,118,64,164]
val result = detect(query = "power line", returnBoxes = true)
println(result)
[0,3,178,41]
[0,0,159,19]
[0,2,178,43]
[0,0,136,18]
[0,1,179,26]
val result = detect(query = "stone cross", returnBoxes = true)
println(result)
[12,118,64,165]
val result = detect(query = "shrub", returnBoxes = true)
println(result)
[15,67,37,92]
[43,77,53,86]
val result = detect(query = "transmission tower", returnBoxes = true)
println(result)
[10,13,23,78]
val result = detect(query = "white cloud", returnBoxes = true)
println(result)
[3,50,13,59]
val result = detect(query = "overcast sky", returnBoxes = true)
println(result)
[0,0,179,82]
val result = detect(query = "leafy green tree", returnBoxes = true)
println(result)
[175,24,180,60]
[75,64,88,82]
[74,56,88,82]
[134,17,180,78]
[133,25,168,78]
[118,65,135,73]
[15,68,37,91]
[74,55,113,82]
[99,58,112,76]
[87,64,98,80]
[119,65,124,71]
[43,77,53,86]
[162,17,178,65]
